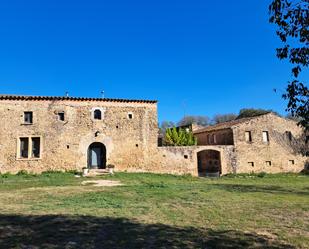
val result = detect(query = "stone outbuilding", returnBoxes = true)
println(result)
[193,113,308,175]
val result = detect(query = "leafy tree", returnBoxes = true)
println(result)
[237,108,272,119]
[177,115,210,127]
[212,114,237,124]
[269,0,308,130]
[164,127,197,146]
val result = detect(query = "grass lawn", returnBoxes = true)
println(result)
[0,172,308,248]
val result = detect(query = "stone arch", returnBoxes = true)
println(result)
[87,142,106,169]
[197,149,221,177]
[93,109,102,120]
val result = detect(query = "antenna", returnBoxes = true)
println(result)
[101,90,105,98]
[65,91,69,97]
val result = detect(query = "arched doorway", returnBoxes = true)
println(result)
[88,142,106,169]
[197,150,221,177]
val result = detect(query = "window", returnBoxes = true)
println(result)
[58,112,65,121]
[207,134,211,144]
[265,161,272,166]
[18,137,41,159]
[184,155,188,159]
[24,112,33,124]
[31,138,41,158]
[288,160,295,166]
[128,113,133,119]
[262,131,269,143]
[245,131,252,142]
[248,162,254,167]
[94,109,102,120]
[20,138,29,158]
[286,131,292,141]
[213,134,217,144]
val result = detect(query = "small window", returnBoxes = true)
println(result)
[94,109,102,120]
[20,138,29,158]
[24,112,33,124]
[213,134,217,144]
[128,113,133,119]
[248,162,254,167]
[286,131,292,141]
[288,160,295,166]
[58,112,65,121]
[31,137,41,158]
[265,161,272,166]
[184,155,188,159]
[245,131,252,142]
[136,144,139,147]
[207,134,211,144]
[262,131,269,143]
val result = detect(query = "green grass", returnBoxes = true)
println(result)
[0,172,308,248]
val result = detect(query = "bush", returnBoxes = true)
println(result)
[16,170,29,176]
[257,172,267,178]
[164,127,197,146]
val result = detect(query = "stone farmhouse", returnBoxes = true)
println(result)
[0,95,307,176]
[193,113,307,175]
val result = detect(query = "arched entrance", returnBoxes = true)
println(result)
[197,150,221,177]
[88,142,106,169]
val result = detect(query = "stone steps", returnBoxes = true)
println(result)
[84,169,110,177]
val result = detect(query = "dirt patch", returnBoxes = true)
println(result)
[81,180,123,187]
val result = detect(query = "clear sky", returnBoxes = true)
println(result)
[0,0,307,123]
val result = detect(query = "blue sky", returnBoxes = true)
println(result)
[0,0,307,123]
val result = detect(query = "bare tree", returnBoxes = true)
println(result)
[177,116,210,127]
[212,114,237,124]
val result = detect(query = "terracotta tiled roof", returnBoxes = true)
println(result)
[0,94,157,104]
[193,114,272,134]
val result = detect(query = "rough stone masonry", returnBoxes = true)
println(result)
[0,95,307,176]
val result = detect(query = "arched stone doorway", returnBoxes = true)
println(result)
[197,150,221,177]
[88,142,106,169]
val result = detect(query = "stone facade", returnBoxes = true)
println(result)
[0,96,307,176]
[194,113,308,174]
[0,96,158,173]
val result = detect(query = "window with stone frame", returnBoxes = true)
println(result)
[18,137,41,159]
[93,109,102,120]
[128,112,133,119]
[262,131,269,143]
[24,112,33,124]
[20,137,29,158]
[245,131,252,142]
[31,137,41,158]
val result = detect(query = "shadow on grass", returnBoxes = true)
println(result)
[0,214,293,249]
[214,183,309,196]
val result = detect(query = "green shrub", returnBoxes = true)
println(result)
[16,170,29,176]
[164,127,197,146]
[257,172,267,178]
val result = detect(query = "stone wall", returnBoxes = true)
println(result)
[0,99,306,176]
[0,99,158,173]
[195,128,234,145]
[232,113,307,173]
[142,146,236,176]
